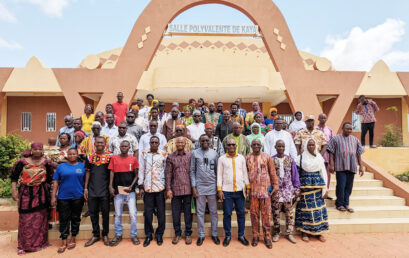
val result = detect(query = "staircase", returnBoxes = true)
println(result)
[10,172,409,241]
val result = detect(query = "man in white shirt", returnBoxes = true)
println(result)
[138,120,167,162]
[101,113,118,139]
[187,111,205,143]
[264,118,297,159]
[217,138,250,247]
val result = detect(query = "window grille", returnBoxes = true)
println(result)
[352,112,361,132]
[21,112,32,132]
[46,113,57,132]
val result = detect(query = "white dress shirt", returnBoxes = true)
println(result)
[264,129,297,160]
[101,124,118,139]
[187,122,205,142]
[217,153,250,192]
[138,132,167,161]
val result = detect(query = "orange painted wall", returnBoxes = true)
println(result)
[339,98,402,144]
[7,96,71,144]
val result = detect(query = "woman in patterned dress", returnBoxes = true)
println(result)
[295,138,329,242]
[10,142,54,256]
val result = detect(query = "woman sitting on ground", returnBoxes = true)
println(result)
[295,138,329,242]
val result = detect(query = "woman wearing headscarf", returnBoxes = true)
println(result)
[254,112,267,135]
[181,105,194,126]
[295,138,328,242]
[289,111,306,132]
[10,142,54,256]
[247,123,265,152]
[265,108,279,128]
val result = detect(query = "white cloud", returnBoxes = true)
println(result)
[0,2,17,22]
[0,37,23,49]
[27,0,75,18]
[320,19,409,71]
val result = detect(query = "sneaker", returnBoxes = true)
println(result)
[287,234,297,244]
[272,234,280,242]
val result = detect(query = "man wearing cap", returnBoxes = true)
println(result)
[294,115,327,156]
[162,107,184,141]
[158,101,169,125]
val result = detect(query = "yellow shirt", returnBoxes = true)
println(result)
[81,114,95,134]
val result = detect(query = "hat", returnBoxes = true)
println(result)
[304,114,315,121]
[158,101,165,106]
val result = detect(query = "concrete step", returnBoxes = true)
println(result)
[327,206,409,219]
[328,218,409,233]
[331,172,374,180]
[328,187,394,197]
[329,179,383,188]
[325,195,405,207]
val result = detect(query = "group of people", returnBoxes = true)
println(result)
[10,92,368,255]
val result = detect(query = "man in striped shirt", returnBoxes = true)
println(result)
[327,122,364,213]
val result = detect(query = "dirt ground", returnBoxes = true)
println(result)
[1,232,409,258]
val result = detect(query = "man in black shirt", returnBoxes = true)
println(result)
[84,136,111,247]
[215,110,233,141]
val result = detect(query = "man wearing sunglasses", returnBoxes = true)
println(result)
[164,123,194,154]
[187,110,205,143]
[126,111,144,142]
[138,136,168,247]
[217,138,250,247]
[190,134,220,246]
[138,120,167,162]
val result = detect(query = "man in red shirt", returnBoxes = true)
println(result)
[112,92,128,125]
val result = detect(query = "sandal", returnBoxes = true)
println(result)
[301,233,309,242]
[17,250,25,256]
[336,206,347,212]
[346,207,354,213]
[318,235,326,242]
[57,246,67,253]
[67,242,76,250]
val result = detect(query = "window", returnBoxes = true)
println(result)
[352,112,361,132]
[21,112,32,132]
[46,113,57,132]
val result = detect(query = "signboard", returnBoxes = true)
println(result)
[166,24,260,36]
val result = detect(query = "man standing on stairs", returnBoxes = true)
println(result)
[355,95,379,148]
[217,138,250,247]
[108,140,139,247]
[165,137,193,245]
[328,122,365,213]
[246,139,278,249]
[138,136,168,247]
[84,136,112,247]
[190,134,220,246]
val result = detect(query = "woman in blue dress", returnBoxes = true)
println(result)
[295,138,329,242]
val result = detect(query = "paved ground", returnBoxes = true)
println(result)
[1,232,409,257]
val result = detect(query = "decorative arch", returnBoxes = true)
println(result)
[53,0,365,132]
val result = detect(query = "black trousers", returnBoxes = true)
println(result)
[88,196,110,237]
[361,122,375,146]
[144,191,166,238]
[171,194,192,236]
[58,197,84,240]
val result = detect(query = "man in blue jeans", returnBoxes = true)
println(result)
[217,138,250,247]
[108,140,139,246]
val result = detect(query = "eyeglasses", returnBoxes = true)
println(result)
[175,129,183,132]
[227,144,236,146]
[118,127,127,129]
[193,115,201,117]
[127,115,134,118]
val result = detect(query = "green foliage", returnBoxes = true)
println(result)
[0,178,12,198]
[379,124,402,147]
[0,134,30,180]
[396,172,409,182]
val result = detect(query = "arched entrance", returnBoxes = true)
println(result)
[54,0,365,131]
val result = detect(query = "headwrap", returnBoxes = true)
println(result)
[131,105,139,111]
[31,142,43,149]
[246,123,265,148]
[205,122,214,128]
[152,99,159,107]
[270,107,279,120]
[254,111,265,125]
[183,105,191,112]
[75,131,86,138]
[295,138,327,194]
[289,111,306,132]
[176,123,185,128]
[172,102,179,107]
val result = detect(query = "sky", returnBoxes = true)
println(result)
[1,0,409,71]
